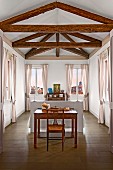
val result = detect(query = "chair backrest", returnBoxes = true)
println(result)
[46,108,64,125]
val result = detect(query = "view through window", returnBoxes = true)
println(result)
[71,68,83,101]
[31,68,43,94]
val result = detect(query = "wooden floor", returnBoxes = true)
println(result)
[0,111,113,170]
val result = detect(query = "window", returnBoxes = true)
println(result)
[71,68,83,101]
[31,68,43,94]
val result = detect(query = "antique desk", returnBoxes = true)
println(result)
[34,109,78,148]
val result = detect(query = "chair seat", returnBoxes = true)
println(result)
[48,124,64,132]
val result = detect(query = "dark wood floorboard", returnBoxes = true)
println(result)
[0,111,113,170]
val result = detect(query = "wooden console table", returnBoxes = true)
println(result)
[46,93,65,101]
[34,109,78,149]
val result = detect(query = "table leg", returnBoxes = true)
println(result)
[34,115,37,148]
[38,119,40,138]
[74,115,77,148]
[71,119,74,138]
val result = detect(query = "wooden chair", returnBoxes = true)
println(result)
[46,108,65,151]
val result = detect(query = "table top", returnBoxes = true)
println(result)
[34,109,78,114]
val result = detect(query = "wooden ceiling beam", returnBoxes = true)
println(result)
[67,32,101,42]
[1,1,113,25]
[1,24,113,32]
[12,41,102,48]
[61,33,89,56]
[13,33,47,44]
[57,2,113,24]
[25,33,54,58]
[0,2,57,25]
[62,48,89,58]
[25,48,54,59]
[56,33,60,57]
[61,33,75,42]
[40,33,54,42]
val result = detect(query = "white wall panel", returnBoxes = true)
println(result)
[89,42,110,127]
[16,55,25,117]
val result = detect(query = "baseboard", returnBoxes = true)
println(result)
[89,109,98,118]
[16,109,25,118]
[5,120,11,128]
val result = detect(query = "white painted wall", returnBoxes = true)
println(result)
[16,55,25,117]
[89,42,110,127]
[3,42,25,127]
[26,59,88,101]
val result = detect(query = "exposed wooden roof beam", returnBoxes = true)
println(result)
[25,33,54,58]
[0,2,57,25]
[67,32,101,42]
[56,33,60,57]
[57,2,113,24]
[1,2,113,25]
[62,48,89,58]
[25,48,54,59]
[61,33,89,57]
[61,33,75,42]
[12,41,102,48]
[13,33,47,44]
[1,24,113,32]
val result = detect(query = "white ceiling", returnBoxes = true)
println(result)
[0,0,112,58]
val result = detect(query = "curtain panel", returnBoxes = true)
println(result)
[98,49,109,124]
[2,48,8,130]
[81,64,89,111]
[42,64,48,98]
[25,64,32,111]
[11,54,16,122]
[0,36,3,153]
[107,47,111,132]
[66,64,74,98]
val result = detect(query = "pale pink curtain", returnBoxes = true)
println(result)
[25,64,32,111]
[42,64,48,98]
[81,64,89,111]
[2,48,8,130]
[107,47,111,132]
[2,48,8,102]
[11,54,16,122]
[66,64,74,98]
[107,47,111,103]
[8,60,11,100]
[0,36,3,153]
[98,52,105,123]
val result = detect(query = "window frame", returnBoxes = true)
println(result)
[31,65,43,94]
[71,65,83,101]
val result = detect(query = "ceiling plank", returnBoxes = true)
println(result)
[0,2,57,25]
[12,41,102,48]
[62,48,89,58]
[61,33,89,56]
[1,24,113,32]
[25,48,54,59]
[13,33,47,44]
[67,32,101,42]
[56,33,60,57]
[57,2,113,24]
[25,33,54,58]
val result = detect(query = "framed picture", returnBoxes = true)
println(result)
[53,84,60,93]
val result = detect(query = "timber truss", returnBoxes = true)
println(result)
[0,1,113,59]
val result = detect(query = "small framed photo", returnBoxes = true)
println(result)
[53,84,60,93]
